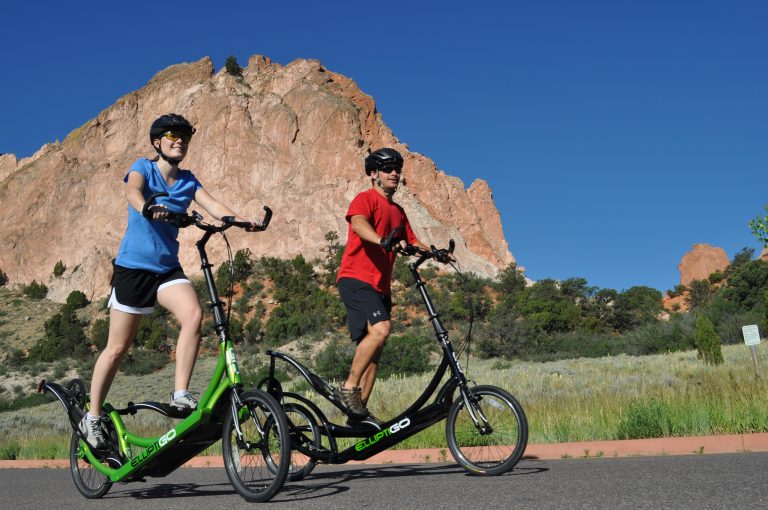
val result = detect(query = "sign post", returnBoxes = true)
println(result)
[742,325,762,377]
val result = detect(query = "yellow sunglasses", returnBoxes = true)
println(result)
[163,131,192,143]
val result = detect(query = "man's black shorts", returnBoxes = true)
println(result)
[337,277,392,343]
[108,264,190,315]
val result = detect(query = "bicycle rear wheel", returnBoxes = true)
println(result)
[283,402,320,481]
[223,390,290,502]
[446,385,528,476]
[69,432,112,499]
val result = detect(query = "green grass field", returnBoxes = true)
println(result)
[2,343,768,460]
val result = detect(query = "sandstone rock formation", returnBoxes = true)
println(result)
[662,243,729,312]
[0,56,515,302]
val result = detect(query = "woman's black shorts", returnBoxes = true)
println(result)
[108,264,190,315]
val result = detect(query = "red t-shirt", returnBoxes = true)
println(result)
[336,188,418,294]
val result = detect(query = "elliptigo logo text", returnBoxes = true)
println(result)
[130,429,176,467]
[354,418,411,451]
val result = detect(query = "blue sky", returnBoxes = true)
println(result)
[2,1,766,293]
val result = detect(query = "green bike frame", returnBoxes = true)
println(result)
[78,224,246,482]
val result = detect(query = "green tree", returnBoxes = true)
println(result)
[749,205,768,246]
[694,313,724,365]
[53,260,66,278]
[231,248,254,282]
[495,263,527,296]
[225,55,243,77]
[685,279,712,310]
[611,286,663,331]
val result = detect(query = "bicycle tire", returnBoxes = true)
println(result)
[222,390,290,502]
[282,402,320,481]
[69,432,112,499]
[446,385,528,476]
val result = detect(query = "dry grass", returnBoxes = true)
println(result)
[3,343,768,459]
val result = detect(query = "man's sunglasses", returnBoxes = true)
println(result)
[378,166,402,174]
[163,131,192,143]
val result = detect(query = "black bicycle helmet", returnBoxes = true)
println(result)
[149,113,196,144]
[364,148,404,175]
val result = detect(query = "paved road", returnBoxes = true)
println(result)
[3,453,767,509]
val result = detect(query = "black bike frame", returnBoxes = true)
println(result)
[265,247,473,463]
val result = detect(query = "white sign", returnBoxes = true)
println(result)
[742,325,761,346]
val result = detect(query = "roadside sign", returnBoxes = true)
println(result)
[742,325,761,346]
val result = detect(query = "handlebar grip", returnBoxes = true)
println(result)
[381,226,405,252]
[142,192,169,219]
[221,206,273,231]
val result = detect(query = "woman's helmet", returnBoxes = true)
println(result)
[149,113,196,144]
[149,114,195,164]
[364,148,404,176]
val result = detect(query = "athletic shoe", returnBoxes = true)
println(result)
[333,385,368,417]
[169,391,198,411]
[78,414,106,449]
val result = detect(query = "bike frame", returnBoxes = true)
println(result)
[42,208,270,482]
[265,245,476,463]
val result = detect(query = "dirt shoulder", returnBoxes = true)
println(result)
[3,432,767,469]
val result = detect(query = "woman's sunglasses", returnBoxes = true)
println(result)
[163,131,192,143]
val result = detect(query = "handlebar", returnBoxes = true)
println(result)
[381,226,455,264]
[402,239,455,264]
[141,192,272,233]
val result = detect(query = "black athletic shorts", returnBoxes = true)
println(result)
[108,264,190,315]
[337,277,392,343]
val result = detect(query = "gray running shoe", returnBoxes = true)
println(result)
[333,385,368,417]
[78,414,106,449]
[169,391,198,411]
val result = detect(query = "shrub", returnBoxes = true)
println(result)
[89,318,110,350]
[616,399,672,439]
[0,441,21,460]
[28,307,88,362]
[121,349,169,375]
[65,290,89,310]
[53,260,66,277]
[0,269,8,286]
[694,314,724,365]
[314,339,355,381]
[134,315,168,352]
[377,334,433,378]
[22,280,47,299]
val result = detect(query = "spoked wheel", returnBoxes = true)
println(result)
[282,402,320,481]
[223,390,290,502]
[66,379,87,409]
[69,432,112,498]
[446,385,528,476]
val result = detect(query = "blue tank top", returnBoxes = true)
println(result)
[114,159,202,272]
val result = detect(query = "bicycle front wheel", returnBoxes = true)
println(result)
[222,390,290,502]
[446,385,528,476]
[69,432,112,499]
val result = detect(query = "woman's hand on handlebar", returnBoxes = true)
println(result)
[146,203,170,221]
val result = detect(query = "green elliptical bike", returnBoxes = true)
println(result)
[39,192,292,502]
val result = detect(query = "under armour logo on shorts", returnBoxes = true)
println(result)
[372,311,382,317]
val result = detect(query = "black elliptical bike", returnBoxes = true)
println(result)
[259,227,528,479]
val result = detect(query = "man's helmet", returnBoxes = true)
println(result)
[149,113,196,144]
[364,148,404,176]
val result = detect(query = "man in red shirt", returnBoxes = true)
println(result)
[335,148,429,423]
